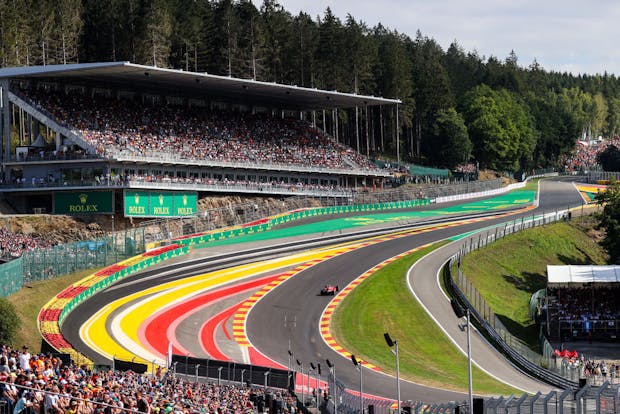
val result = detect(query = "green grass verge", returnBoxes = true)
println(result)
[522,179,540,191]
[7,268,102,352]
[460,221,607,348]
[332,242,520,395]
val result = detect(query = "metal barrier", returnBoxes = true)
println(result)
[170,354,291,390]
[446,209,591,388]
[0,257,23,296]
[587,171,620,184]
[23,227,146,282]
[0,227,146,297]
[484,384,620,414]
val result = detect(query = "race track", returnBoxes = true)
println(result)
[61,179,585,403]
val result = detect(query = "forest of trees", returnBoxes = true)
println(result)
[1,0,620,173]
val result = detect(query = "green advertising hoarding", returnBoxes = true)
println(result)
[123,190,197,217]
[54,191,113,214]
[173,192,197,216]
[150,192,174,217]
[124,191,150,216]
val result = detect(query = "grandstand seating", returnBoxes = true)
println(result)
[19,88,378,172]
[546,286,620,341]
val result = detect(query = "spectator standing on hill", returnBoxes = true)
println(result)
[18,347,30,374]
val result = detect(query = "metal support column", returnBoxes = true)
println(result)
[395,103,400,165]
[1,80,10,163]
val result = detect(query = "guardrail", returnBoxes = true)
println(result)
[435,181,525,203]
[445,209,583,389]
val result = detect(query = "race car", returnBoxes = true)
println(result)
[320,284,339,296]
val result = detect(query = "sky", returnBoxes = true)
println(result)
[276,0,620,77]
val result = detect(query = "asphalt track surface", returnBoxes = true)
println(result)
[62,179,584,404]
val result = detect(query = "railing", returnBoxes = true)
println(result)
[125,179,355,197]
[446,209,584,388]
[108,150,391,177]
[23,227,146,283]
[587,171,620,183]
[7,152,104,163]
[169,355,290,390]
[0,227,146,297]
[0,177,357,197]
[484,383,620,414]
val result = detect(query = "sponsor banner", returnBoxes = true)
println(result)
[173,192,197,216]
[124,191,150,217]
[150,192,174,217]
[54,191,113,215]
[123,190,197,218]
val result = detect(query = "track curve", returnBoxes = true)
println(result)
[61,179,586,404]
[246,179,584,402]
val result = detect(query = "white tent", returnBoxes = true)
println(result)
[547,265,620,286]
[31,134,47,148]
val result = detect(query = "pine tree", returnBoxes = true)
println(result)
[138,0,173,67]
[169,0,206,71]
[56,0,83,64]
[294,12,319,87]
[260,0,292,82]
[316,7,345,91]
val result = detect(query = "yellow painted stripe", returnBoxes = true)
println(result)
[79,215,507,364]
[82,249,343,363]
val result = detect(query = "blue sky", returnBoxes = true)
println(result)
[276,0,619,76]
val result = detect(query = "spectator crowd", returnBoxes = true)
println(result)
[20,89,378,173]
[0,227,52,260]
[562,136,620,172]
[548,286,620,323]
[0,345,297,414]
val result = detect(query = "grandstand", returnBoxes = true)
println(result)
[544,265,620,342]
[0,62,399,216]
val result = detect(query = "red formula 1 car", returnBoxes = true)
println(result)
[320,284,339,296]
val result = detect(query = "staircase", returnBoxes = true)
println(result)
[8,91,99,155]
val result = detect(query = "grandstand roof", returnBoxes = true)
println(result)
[0,62,401,110]
[547,265,620,285]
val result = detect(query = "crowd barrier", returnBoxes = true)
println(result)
[170,354,292,390]
[0,257,23,297]
[0,227,146,298]
[483,383,620,414]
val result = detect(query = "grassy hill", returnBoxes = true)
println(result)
[459,217,607,348]
[332,216,606,394]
